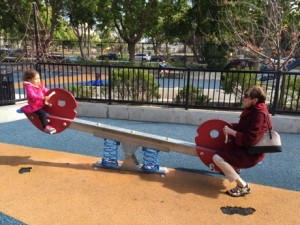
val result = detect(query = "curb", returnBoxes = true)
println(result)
[76,102,300,134]
[0,102,299,133]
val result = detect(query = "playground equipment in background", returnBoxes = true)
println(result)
[79,79,108,86]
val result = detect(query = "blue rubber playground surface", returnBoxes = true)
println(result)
[0,116,300,224]
[1,116,299,192]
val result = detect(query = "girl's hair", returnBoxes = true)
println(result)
[23,68,39,81]
[244,85,267,103]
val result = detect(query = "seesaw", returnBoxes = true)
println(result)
[22,88,77,134]
[68,118,235,174]
[21,87,234,174]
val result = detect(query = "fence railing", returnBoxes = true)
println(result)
[1,62,299,115]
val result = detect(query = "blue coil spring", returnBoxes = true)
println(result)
[141,147,159,172]
[101,139,120,168]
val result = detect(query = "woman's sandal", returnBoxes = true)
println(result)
[226,183,251,197]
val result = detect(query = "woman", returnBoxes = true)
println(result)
[213,85,272,197]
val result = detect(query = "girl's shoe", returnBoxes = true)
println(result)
[16,109,24,113]
[227,183,251,197]
[44,125,56,134]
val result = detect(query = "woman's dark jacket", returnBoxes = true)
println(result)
[218,103,271,168]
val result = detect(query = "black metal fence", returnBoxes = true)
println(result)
[1,62,299,115]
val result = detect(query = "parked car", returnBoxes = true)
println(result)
[169,55,187,62]
[1,48,24,62]
[223,58,255,70]
[98,52,119,60]
[134,53,151,62]
[258,65,276,81]
[150,55,163,62]
[258,73,276,81]
[0,48,10,57]
[67,56,80,62]
[45,54,71,63]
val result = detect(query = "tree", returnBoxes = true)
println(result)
[145,0,190,56]
[212,0,300,111]
[41,0,65,53]
[0,0,67,58]
[0,0,24,36]
[96,0,160,62]
[64,0,97,59]
[213,0,300,70]
[157,0,229,66]
[145,17,165,56]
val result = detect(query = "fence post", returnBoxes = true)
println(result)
[0,72,15,106]
[108,65,112,105]
[271,71,281,115]
[184,68,191,110]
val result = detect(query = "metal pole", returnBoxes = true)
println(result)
[271,71,280,115]
[185,68,191,110]
[32,2,40,62]
[108,65,112,105]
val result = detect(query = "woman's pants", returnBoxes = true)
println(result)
[212,154,240,183]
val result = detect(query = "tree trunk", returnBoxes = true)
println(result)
[128,42,136,62]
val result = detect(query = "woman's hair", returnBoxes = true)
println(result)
[23,68,39,81]
[244,85,267,103]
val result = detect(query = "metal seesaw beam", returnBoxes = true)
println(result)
[69,118,216,172]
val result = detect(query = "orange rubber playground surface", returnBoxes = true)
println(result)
[1,142,299,225]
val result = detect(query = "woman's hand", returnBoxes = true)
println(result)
[223,125,237,137]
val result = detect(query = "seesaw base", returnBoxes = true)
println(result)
[94,161,168,175]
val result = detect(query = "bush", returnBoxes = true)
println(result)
[220,69,258,100]
[68,85,97,98]
[174,85,211,106]
[203,44,228,69]
[111,68,160,101]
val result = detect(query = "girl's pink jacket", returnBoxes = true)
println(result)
[21,81,48,113]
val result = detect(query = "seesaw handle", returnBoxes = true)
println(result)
[225,134,229,143]
[45,91,56,106]
[224,125,229,143]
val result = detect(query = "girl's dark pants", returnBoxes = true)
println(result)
[35,109,48,128]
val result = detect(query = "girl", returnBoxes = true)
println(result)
[213,86,271,197]
[21,68,56,134]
